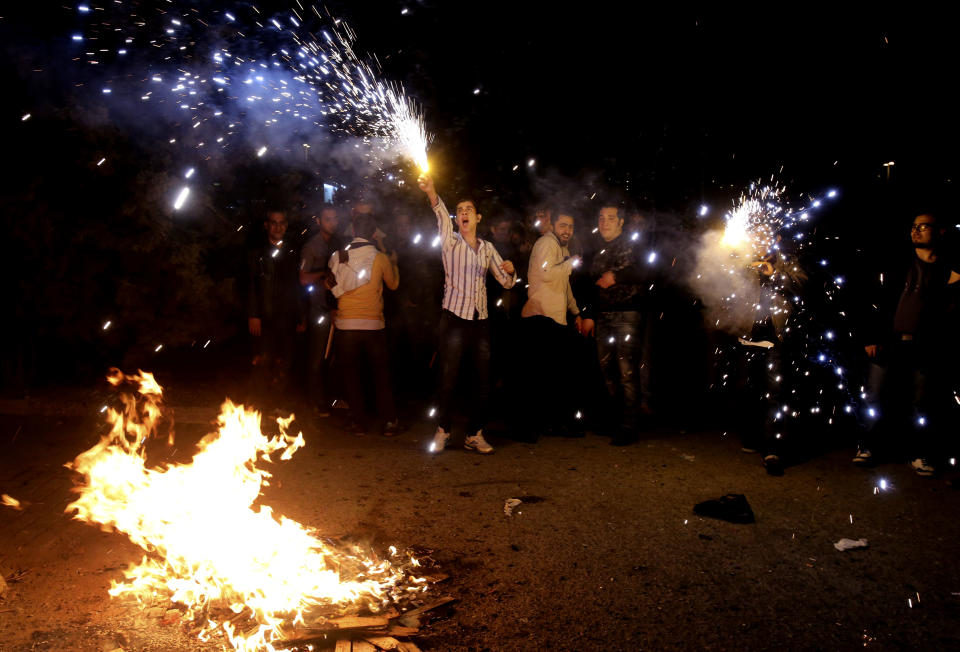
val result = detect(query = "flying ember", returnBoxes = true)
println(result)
[66,370,424,651]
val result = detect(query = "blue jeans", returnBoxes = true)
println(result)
[436,310,491,435]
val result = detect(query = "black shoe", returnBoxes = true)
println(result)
[383,419,401,437]
[763,454,784,476]
[693,493,755,524]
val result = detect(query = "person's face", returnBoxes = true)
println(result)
[352,202,373,217]
[553,215,575,246]
[532,208,552,234]
[598,207,623,242]
[910,214,936,248]
[491,220,511,243]
[456,201,481,235]
[265,211,288,244]
[318,208,338,236]
[395,214,412,239]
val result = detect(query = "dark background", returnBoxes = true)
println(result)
[1,1,957,391]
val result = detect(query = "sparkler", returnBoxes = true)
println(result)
[693,179,862,438]
[71,1,432,211]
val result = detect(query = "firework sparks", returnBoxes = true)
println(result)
[72,1,432,202]
[691,179,856,434]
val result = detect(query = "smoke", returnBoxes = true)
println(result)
[24,1,425,217]
[686,228,772,335]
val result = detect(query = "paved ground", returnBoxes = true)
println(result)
[2,391,959,651]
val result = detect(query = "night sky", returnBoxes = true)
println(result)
[1,1,958,378]
[4,2,958,209]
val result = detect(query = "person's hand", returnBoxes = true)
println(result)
[864,344,879,358]
[578,317,595,337]
[501,260,515,275]
[750,260,775,276]
[596,271,616,289]
[296,319,306,333]
[417,174,438,206]
[248,317,261,337]
[322,270,337,290]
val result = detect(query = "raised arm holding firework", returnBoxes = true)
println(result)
[417,174,516,454]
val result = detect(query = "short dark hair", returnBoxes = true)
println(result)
[598,203,620,216]
[552,210,575,224]
[352,213,378,240]
[320,202,336,213]
[455,197,480,213]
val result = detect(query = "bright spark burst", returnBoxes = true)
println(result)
[173,186,190,210]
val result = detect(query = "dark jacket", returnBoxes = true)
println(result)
[581,232,652,316]
[247,238,305,325]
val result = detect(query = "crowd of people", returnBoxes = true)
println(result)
[246,177,959,477]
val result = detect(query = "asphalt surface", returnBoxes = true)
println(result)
[1,397,959,651]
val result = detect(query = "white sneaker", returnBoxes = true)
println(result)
[429,427,450,453]
[464,430,494,454]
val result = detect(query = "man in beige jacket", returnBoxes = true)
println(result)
[518,212,590,439]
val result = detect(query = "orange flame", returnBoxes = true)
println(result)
[67,370,417,650]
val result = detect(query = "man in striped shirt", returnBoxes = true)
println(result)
[418,174,517,454]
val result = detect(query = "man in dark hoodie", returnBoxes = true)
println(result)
[580,204,654,445]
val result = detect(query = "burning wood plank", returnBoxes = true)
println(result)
[328,616,390,629]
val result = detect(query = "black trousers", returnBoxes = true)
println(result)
[436,310,491,435]
[337,329,396,430]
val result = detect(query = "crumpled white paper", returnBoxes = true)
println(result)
[834,537,869,551]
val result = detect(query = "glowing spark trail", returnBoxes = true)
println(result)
[72,1,433,199]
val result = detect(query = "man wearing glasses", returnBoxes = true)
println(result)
[855,213,959,475]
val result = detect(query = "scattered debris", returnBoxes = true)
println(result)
[503,498,522,516]
[1,494,22,510]
[275,597,456,650]
[693,493,755,524]
[834,538,869,551]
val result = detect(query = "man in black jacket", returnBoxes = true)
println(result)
[580,204,654,445]
[855,212,959,475]
[247,208,306,405]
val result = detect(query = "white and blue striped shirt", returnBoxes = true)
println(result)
[432,197,516,320]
